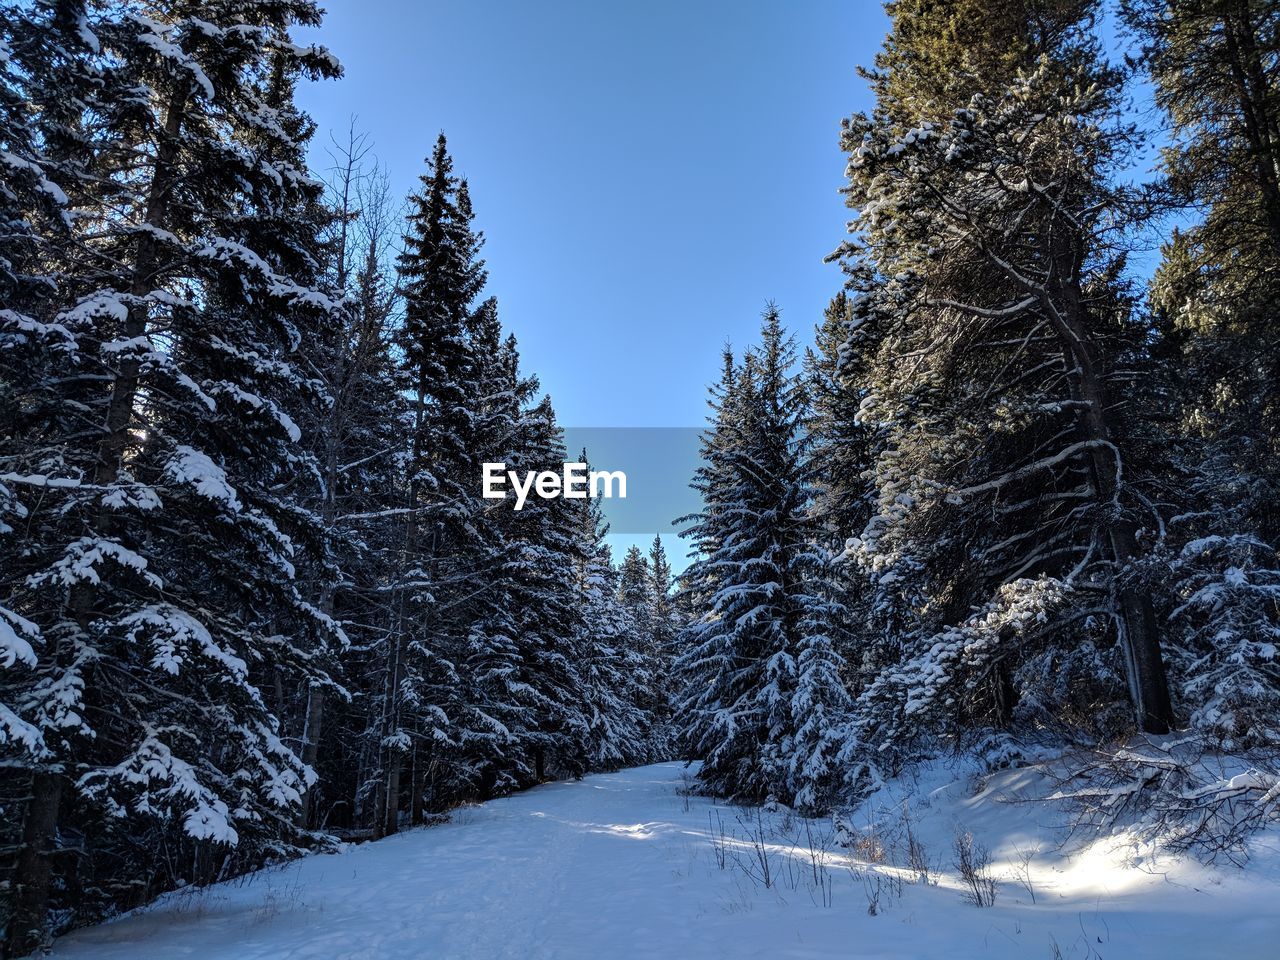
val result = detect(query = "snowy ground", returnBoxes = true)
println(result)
[43,760,1280,959]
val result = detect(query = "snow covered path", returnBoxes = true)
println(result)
[45,761,1280,959]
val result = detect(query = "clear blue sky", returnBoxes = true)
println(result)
[294,0,888,431]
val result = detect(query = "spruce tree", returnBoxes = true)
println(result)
[832,0,1174,751]
[502,398,592,782]
[574,478,653,770]
[644,534,680,749]
[450,306,541,800]
[376,133,487,835]
[1124,0,1280,745]
[1,2,345,949]
[676,310,847,810]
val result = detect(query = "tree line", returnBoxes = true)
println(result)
[673,0,1280,813]
[0,2,677,954]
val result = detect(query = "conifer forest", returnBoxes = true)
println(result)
[3,1,1280,957]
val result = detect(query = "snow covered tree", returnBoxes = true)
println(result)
[805,291,874,549]
[618,545,652,625]
[373,132,487,836]
[445,305,541,801]
[572,471,654,770]
[498,399,593,782]
[1,1,345,949]
[1123,0,1280,748]
[804,287,880,705]
[288,130,408,829]
[1164,533,1280,749]
[643,534,680,749]
[1125,0,1280,376]
[676,309,847,811]
[832,0,1174,755]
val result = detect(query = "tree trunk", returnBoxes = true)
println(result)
[297,136,357,831]
[477,764,497,802]
[369,768,387,841]
[991,636,1017,729]
[383,755,402,836]
[1052,278,1174,734]
[92,87,188,493]
[297,681,326,829]
[374,371,429,838]
[410,748,427,826]
[5,772,63,957]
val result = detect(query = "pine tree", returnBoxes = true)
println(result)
[1123,0,1280,744]
[804,288,880,704]
[676,310,847,810]
[832,0,1174,752]
[573,474,653,770]
[501,398,593,782]
[619,545,653,622]
[645,533,680,749]
[1,2,345,949]
[449,307,541,800]
[376,132,488,836]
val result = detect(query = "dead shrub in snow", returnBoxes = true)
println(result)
[1006,841,1039,904]
[708,809,730,870]
[849,863,902,916]
[801,817,835,907]
[900,800,934,885]
[732,807,776,889]
[953,830,997,907]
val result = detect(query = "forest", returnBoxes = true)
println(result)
[2,0,1279,956]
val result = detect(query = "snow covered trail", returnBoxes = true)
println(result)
[45,761,1280,959]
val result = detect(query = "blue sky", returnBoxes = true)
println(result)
[293,1,890,563]
[294,0,888,430]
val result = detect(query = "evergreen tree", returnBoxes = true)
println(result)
[645,533,680,749]
[573,475,653,770]
[804,288,880,700]
[375,133,486,836]
[449,307,542,800]
[618,545,653,622]
[676,310,847,811]
[1123,0,1280,746]
[501,398,592,782]
[832,0,1174,757]
[1,2,344,949]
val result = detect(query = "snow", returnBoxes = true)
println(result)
[165,446,241,511]
[101,481,163,512]
[0,150,68,204]
[42,761,1280,960]
[119,604,248,679]
[0,606,39,668]
[60,292,130,325]
[0,309,77,350]
[77,734,239,845]
[129,14,215,100]
[74,13,100,53]
[49,537,164,590]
